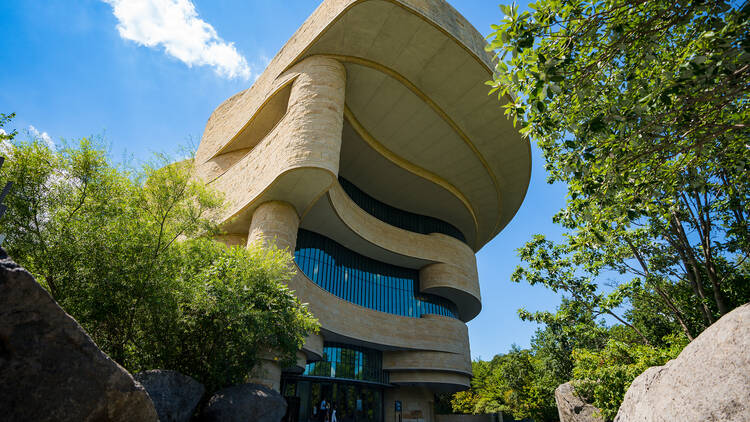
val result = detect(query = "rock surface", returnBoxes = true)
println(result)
[199,383,287,422]
[135,369,205,422]
[615,302,750,422]
[0,250,158,422]
[555,382,604,422]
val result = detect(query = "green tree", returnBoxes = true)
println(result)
[449,349,560,421]
[141,239,318,391]
[450,359,503,415]
[0,118,318,390]
[488,0,750,336]
[476,4,750,416]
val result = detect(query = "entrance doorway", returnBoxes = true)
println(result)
[282,377,385,422]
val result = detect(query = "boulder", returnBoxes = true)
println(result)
[198,383,287,422]
[615,302,750,422]
[135,369,205,422]
[555,382,604,422]
[0,250,158,422]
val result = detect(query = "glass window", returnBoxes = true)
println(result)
[339,177,467,243]
[303,343,388,384]
[295,229,458,319]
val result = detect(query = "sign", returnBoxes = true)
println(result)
[395,400,402,412]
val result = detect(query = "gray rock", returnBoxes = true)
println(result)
[555,382,604,422]
[0,250,159,422]
[615,302,750,422]
[135,369,205,422]
[199,383,287,422]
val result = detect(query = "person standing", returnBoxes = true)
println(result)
[331,402,338,422]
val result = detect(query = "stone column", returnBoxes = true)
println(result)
[244,56,346,392]
[247,200,300,251]
[246,201,299,391]
[248,353,283,392]
[281,55,347,178]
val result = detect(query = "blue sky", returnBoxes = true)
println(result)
[0,0,568,360]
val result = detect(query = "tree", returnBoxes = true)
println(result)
[450,358,508,416]
[513,236,657,344]
[481,1,749,417]
[447,347,562,421]
[141,238,318,391]
[0,117,318,390]
[487,0,749,181]
[488,0,750,335]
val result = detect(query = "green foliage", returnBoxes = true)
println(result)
[449,389,481,415]
[490,0,750,332]
[0,119,318,391]
[140,239,318,392]
[482,1,750,418]
[572,335,689,420]
[488,0,749,161]
[447,323,687,421]
[0,113,16,142]
[449,347,561,421]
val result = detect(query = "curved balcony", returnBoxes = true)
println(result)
[383,350,471,377]
[288,268,472,389]
[324,180,482,321]
[287,270,469,358]
[388,371,470,391]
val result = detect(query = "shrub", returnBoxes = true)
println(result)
[572,335,688,420]
[0,125,318,390]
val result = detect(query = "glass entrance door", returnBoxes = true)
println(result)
[282,377,384,422]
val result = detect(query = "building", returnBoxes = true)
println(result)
[193,0,530,421]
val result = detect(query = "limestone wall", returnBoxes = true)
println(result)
[385,386,436,422]
[198,56,346,232]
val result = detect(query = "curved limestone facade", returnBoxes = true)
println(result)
[195,1,530,421]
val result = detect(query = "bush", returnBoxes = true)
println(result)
[572,335,688,420]
[142,239,318,391]
[0,124,318,391]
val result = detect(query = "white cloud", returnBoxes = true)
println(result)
[28,125,55,150]
[102,0,252,80]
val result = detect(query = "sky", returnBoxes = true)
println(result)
[0,0,569,360]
